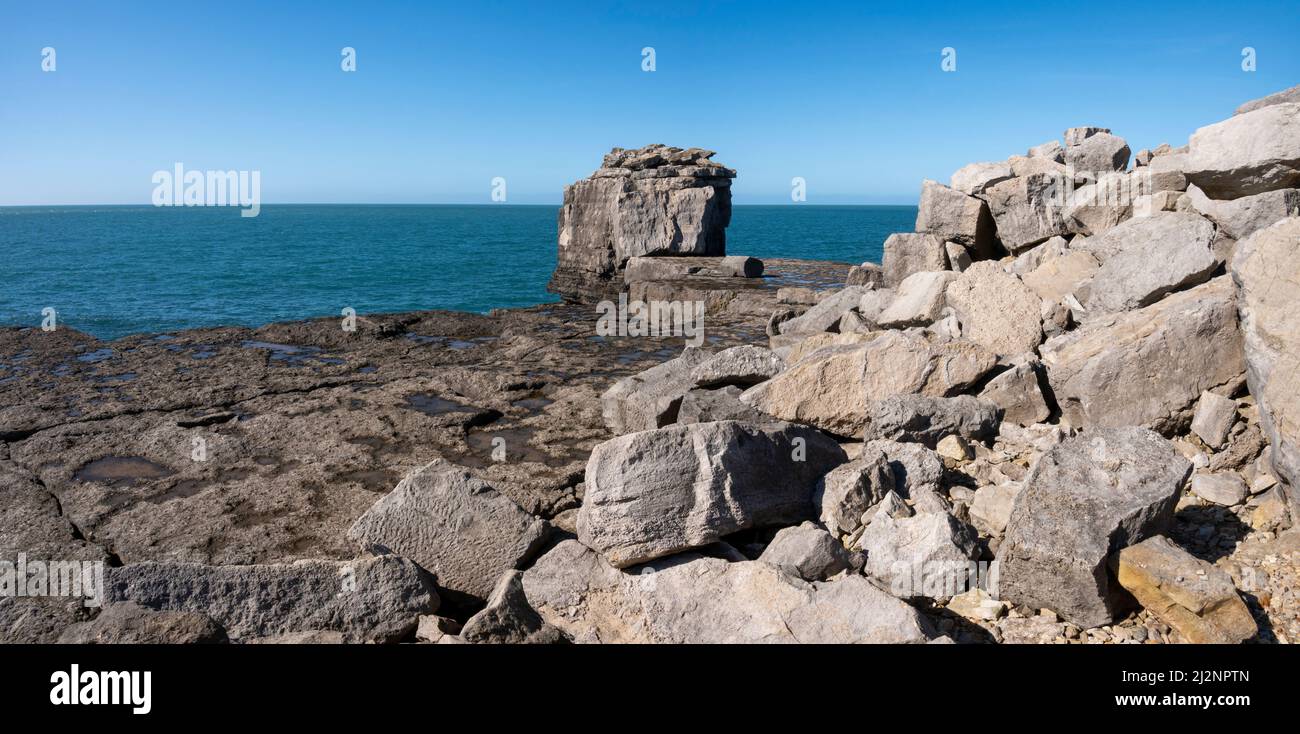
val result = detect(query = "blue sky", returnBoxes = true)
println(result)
[2,0,1297,205]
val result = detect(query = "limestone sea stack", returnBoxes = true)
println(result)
[547,144,736,303]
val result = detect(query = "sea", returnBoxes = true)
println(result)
[0,204,916,341]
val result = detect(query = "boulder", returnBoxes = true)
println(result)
[945,241,972,272]
[691,345,785,387]
[459,570,565,644]
[548,145,734,302]
[862,394,1002,447]
[1028,140,1065,163]
[1116,536,1257,643]
[521,540,936,643]
[814,448,897,535]
[997,427,1191,628]
[758,521,858,581]
[1009,235,1070,275]
[915,180,996,257]
[104,555,438,643]
[876,271,956,328]
[1186,184,1300,241]
[1230,217,1300,487]
[1080,212,1219,314]
[347,459,548,603]
[944,261,1044,356]
[978,363,1051,426]
[950,161,1014,195]
[1190,472,1249,507]
[1040,277,1245,431]
[1065,132,1131,175]
[1235,84,1300,115]
[867,439,946,497]
[622,255,762,282]
[676,385,770,424]
[1184,104,1300,199]
[855,511,979,600]
[1064,127,1110,147]
[778,286,872,334]
[1142,151,1190,193]
[1021,249,1100,303]
[600,346,711,433]
[1190,390,1238,449]
[1064,172,1133,236]
[577,421,846,567]
[969,483,1022,536]
[56,602,228,644]
[983,173,1072,252]
[882,233,948,287]
[740,330,997,437]
[845,262,885,287]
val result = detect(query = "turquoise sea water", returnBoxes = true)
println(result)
[1,204,916,340]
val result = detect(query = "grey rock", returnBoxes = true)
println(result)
[577,421,846,567]
[944,261,1044,356]
[460,570,566,644]
[1231,217,1300,487]
[677,385,770,424]
[862,394,1002,447]
[945,241,972,272]
[1009,235,1070,276]
[1041,277,1244,431]
[997,427,1191,628]
[1064,127,1111,147]
[1190,473,1249,507]
[1081,212,1219,314]
[979,363,1051,426]
[1184,104,1300,199]
[950,161,1015,195]
[521,540,936,643]
[104,555,438,643]
[1185,184,1300,241]
[856,511,979,600]
[916,180,996,257]
[347,459,548,602]
[846,262,885,287]
[1235,84,1300,115]
[57,602,228,644]
[1191,390,1238,449]
[1028,140,1065,163]
[983,173,1073,253]
[691,345,785,387]
[877,271,957,328]
[779,286,872,334]
[969,483,1022,536]
[867,439,946,497]
[758,521,857,581]
[622,255,762,282]
[1064,172,1134,236]
[882,233,948,287]
[600,346,711,433]
[814,448,897,535]
[415,614,461,643]
[1066,132,1131,175]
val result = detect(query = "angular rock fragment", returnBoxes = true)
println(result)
[997,427,1191,628]
[1185,184,1300,241]
[950,161,1014,195]
[1190,472,1248,507]
[758,521,857,581]
[1081,212,1219,314]
[676,385,769,424]
[57,602,228,644]
[882,233,948,287]
[876,271,956,328]
[862,394,1002,447]
[778,286,871,334]
[347,459,548,602]
[691,345,785,387]
[600,346,711,434]
[1235,84,1300,115]
[577,421,845,567]
[1184,104,1300,198]
[915,180,996,257]
[459,570,565,644]
[969,483,1022,536]
[944,261,1044,356]
[856,511,979,600]
[1117,536,1257,643]
[1021,249,1099,303]
[979,363,1051,426]
[983,173,1072,252]
[1190,390,1238,449]
[1065,131,1131,175]
[867,439,946,497]
[814,448,896,535]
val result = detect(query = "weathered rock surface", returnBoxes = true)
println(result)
[57,601,228,644]
[521,540,935,643]
[1065,131,1131,175]
[577,420,845,567]
[1235,84,1300,115]
[600,346,711,434]
[623,254,761,283]
[1190,390,1238,449]
[758,521,857,581]
[1184,104,1300,199]
[741,331,997,437]
[1190,472,1248,506]
[856,511,979,600]
[1022,249,1099,303]
[777,286,871,334]
[862,394,1002,447]
[1231,217,1300,487]
[970,482,1022,536]
[691,345,784,387]
[459,570,565,644]
[549,145,735,302]
[998,427,1191,628]
[346,459,548,603]
[814,448,896,535]
[915,180,996,257]
[945,261,1044,356]
[882,233,948,287]
[676,385,769,424]
[1081,212,1219,314]
[104,555,438,643]
[1117,536,1257,643]
[877,271,956,328]
[950,161,1014,195]
[983,173,1072,252]
[1185,184,1300,241]
[868,439,946,497]
[1041,277,1245,431]
[979,363,1051,426]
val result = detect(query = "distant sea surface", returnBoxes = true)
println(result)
[1,204,916,340]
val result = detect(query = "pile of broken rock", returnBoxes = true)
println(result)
[18,86,1300,645]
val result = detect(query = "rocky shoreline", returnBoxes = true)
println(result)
[3,89,1299,644]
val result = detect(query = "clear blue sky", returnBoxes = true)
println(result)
[3,0,1297,205]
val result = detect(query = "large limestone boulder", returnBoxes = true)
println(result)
[950,161,1014,195]
[1041,277,1244,431]
[877,271,956,328]
[758,521,858,581]
[104,555,438,643]
[978,362,1051,426]
[548,145,735,302]
[983,173,1072,252]
[814,447,896,535]
[1185,183,1300,241]
[997,427,1191,628]
[1064,172,1134,236]
[1231,217,1300,487]
[1065,131,1131,175]
[600,346,711,434]
[915,180,996,257]
[1236,84,1300,115]
[778,286,872,334]
[57,602,228,644]
[1184,104,1300,199]
[1081,212,1219,314]
[861,394,1001,447]
[882,233,948,287]
[1117,536,1257,643]
[691,345,785,387]
[577,421,846,567]
[521,540,936,643]
[740,330,997,437]
[347,460,549,603]
[856,511,979,600]
[1021,249,1100,303]
[944,261,1044,356]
